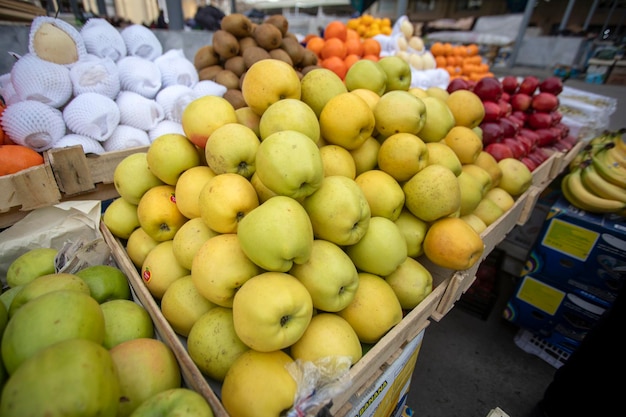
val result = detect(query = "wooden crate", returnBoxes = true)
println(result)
[0,145,148,229]
[549,140,585,179]
[531,151,558,188]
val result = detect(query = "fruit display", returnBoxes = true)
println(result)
[346,13,393,38]
[431,41,492,82]
[561,130,626,214]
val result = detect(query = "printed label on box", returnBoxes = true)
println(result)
[516,276,565,315]
[541,218,600,261]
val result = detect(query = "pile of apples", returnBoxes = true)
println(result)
[447,75,578,172]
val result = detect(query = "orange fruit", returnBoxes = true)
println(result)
[435,56,447,68]
[320,37,347,60]
[324,20,348,41]
[430,42,445,56]
[362,38,381,57]
[321,56,348,79]
[344,39,364,57]
[344,54,360,70]
[306,36,325,56]
[346,28,360,42]
[362,54,379,62]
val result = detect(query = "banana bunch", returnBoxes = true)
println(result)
[562,130,626,214]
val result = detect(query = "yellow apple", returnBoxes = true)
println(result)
[378,55,412,92]
[109,338,182,417]
[221,350,297,417]
[394,208,429,258]
[100,299,154,349]
[137,184,188,242]
[187,306,250,382]
[125,227,159,269]
[141,240,190,299]
[417,96,456,143]
[461,163,494,195]
[254,130,324,199]
[423,217,485,270]
[474,151,503,188]
[484,187,516,212]
[204,123,259,178]
[301,175,371,246]
[460,213,488,234]
[146,133,201,185]
[249,171,278,203]
[373,90,426,137]
[472,197,505,226]
[384,257,433,309]
[237,196,314,272]
[300,67,348,118]
[498,158,533,197]
[345,216,408,276]
[181,95,238,148]
[443,125,484,164]
[172,217,219,270]
[160,275,216,337]
[446,89,485,128]
[425,86,450,101]
[129,388,214,417]
[290,312,362,365]
[319,144,357,179]
[319,92,376,150]
[191,233,262,307]
[349,136,381,176]
[241,59,301,116]
[174,165,216,219]
[457,169,485,216]
[337,272,403,344]
[344,59,387,96]
[289,239,359,312]
[377,132,428,182]
[402,164,461,222]
[408,86,429,99]
[114,152,164,205]
[102,197,139,240]
[198,172,259,234]
[232,271,313,352]
[425,141,463,176]
[235,106,261,138]
[259,98,321,144]
[355,169,405,221]
[350,88,380,111]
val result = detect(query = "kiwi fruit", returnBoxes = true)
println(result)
[283,32,299,42]
[198,64,224,81]
[212,29,240,59]
[242,46,271,69]
[193,44,220,70]
[214,69,240,90]
[224,55,246,77]
[253,23,283,51]
[238,72,246,90]
[223,89,247,110]
[220,13,253,38]
[280,37,305,67]
[300,65,323,77]
[269,49,293,66]
[265,15,289,37]
[238,36,258,54]
[299,49,319,68]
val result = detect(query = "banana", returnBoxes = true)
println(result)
[614,134,626,157]
[564,168,626,213]
[606,143,626,169]
[591,147,626,188]
[580,163,626,203]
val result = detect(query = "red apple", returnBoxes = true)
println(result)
[511,110,528,123]
[473,77,503,102]
[447,78,470,93]
[484,142,515,161]
[498,99,512,118]
[527,148,550,165]
[518,76,540,96]
[519,128,540,148]
[466,79,477,91]
[526,112,553,130]
[501,91,510,103]
[501,75,519,94]
[562,134,578,147]
[482,101,502,122]
[551,137,574,152]
[507,115,525,130]
[520,156,538,171]
[503,137,527,159]
[479,121,504,146]
[510,93,533,112]
[551,110,563,124]
[515,133,535,154]
[534,127,559,147]
[499,117,519,138]
[539,76,563,95]
[531,92,559,112]
[554,122,570,138]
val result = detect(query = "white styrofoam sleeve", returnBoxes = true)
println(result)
[192,79,227,98]
[117,55,162,99]
[148,119,185,142]
[155,84,195,123]
[80,17,127,62]
[154,49,199,88]
[70,54,121,99]
[120,24,163,61]
[102,124,151,151]
[10,53,73,108]
[116,91,165,131]
[28,16,88,65]
[1,100,66,151]
[63,92,120,141]
[53,133,106,154]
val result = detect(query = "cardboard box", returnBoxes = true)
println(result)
[520,195,626,305]
[503,274,608,353]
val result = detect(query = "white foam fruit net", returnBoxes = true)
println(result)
[116,91,165,131]
[80,18,127,62]
[0,73,19,106]
[69,55,120,99]
[154,49,199,88]
[28,16,87,65]
[63,92,120,141]
[155,84,195,123]
[1,100,66,151]
[103,124,151,151]
[53,133,106,154]
[120,24,163,61]
[117,56,162,99]
[11,53,73,108]
[192,79,227,98]
[148,120,185,142]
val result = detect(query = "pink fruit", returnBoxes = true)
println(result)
[499,117,519,138]
[518,76,540,96]
[539,76,563,95]
[520,156,538,171]
[501,76,519,94]
[526,112,553,130]
[534,128,559,147]
[484,142,515,161]
[531,92,559,112]
[447,78,470,93]
[498,99,512,118]
[503,137,527,159]
[510,93,533,112]
[482,101,502,122]
[473,77,503,102]
[479,121,504,146]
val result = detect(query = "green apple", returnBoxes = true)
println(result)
[319,144,357,179]
[100,299,154,349]
[394,208,429,258]
[425,142,463,176]
[254,130,324,199]
[350,136,381,176]
[146,134,201,185]
[289,239,359,312]
[319,92,376,150]
[301,175,371,246]
[378,55,412,92]
[417,96,456,143]
[472,197,505,226]
[344,59,387,96]
[259,98,321,144]
[9,273,90,317]
[221,350,297,417]
[461,213,488,234]
[102,197,140,240]
[191,233,262,307]
[0,339,120,417]
[462,163,494,195]
[128,388,214,417]
[377,132,429,182]
[141,240,190,300]
[235,106,261,138]
[249,171,278,203]
[232,271,313,352]
[290,313,362,365]
[373,90,426,138]
[204,123,259,178]
[172,217,219,270]
[403,164,461,222]
[0,286,23,312]
[160,275,216,337]
[198,173,259,234]
[300,67,348,118]
[114,152,164,205]
[125,227,159,269]
[498,158,533,197]
[136,185,188,242]
[75,265,132,303]
[110,338,182,417]
[237,196,314,272]
[457,170,485,217]
[187,307,250,382]
[484,187,516,212]
[384,257,433,310]
[5,247,58,288]
[241,59,301,116]
[355,169,405,221]
[182,95,238,148]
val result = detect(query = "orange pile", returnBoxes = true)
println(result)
[304,20,382,80]
[346,14,392,38]
[430,42,494,82]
